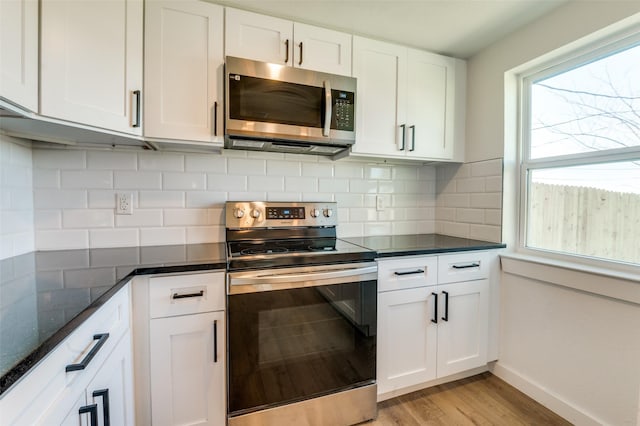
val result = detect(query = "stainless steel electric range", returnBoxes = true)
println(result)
[225,201,378,426]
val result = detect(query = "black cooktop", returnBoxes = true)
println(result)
[226,237,376,271]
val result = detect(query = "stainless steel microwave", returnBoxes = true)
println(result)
[225,56,356,156]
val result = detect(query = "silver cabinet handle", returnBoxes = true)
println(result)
[323,80,332,137]
[409,125,415,151]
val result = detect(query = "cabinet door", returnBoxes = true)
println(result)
[0,0,38,111]
[377,287,437,394]
[436,279,489,378]
[85,333,134,426]
[225,7,292,65]
[352,36,407,157]
[40,0,143,135]
[293,23,351,75]
[150,311,225,426]
[144,0,223,143]
[406,49,454,160]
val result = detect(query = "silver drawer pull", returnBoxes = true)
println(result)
[172,290,204,299]
[451,263,480,269]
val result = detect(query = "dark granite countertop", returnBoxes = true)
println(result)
[341,234,506,258]
[0,243,226,395]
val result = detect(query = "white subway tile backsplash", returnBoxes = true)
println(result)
[19,147,504,250]
[36,230,89,250]
[87,151,137,170]
[115,210,163,227]
[61,170,112,189]
[248,175,284,192]
[302,162,333,178]
[33,149,85,170]
[364,165,391,180]
[186,191,227,208]
[90,228,139,248]
[319,178,349,193]
[470,193,502,209]
[267,160,301,176]
[207,174,247,192]
[34,190,87,209]
[284,176,317,193]
[164,208,211,226]
[140,227,186,246]
[114,171,162,189]
[228,158,266,176]
[163,172,206,191]
[349,179,377,194]
[471,158,502,177]
[334,163,363,179]
[456,208,485,224]
[88,190,118,209]
[35,210,62,230]
[185,154,226,173]
[139,152,184,171]
[469,224,502,243]
[456,178,485,193]
[186,226,224,244]
[139,191,184,208]
[63,210,114,228]
[33,169,60,189]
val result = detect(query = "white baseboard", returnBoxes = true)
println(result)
[491,362,604,426]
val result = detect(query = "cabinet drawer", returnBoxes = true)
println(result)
[437,251,490,284]
[377,256,438,292]
[149,271,225,319]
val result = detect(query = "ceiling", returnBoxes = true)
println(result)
[214,0,568,58]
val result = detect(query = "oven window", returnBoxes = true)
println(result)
[228,76,323,128]
[227,280,376,416]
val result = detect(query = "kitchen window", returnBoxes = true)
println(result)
[519,34,640,268]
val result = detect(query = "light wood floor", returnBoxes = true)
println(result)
[367,372,572,425]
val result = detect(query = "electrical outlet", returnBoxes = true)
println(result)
[116,193,133,215]
[376,195,385,212]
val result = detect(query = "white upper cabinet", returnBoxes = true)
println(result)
[352,36,465,161]
[0,0,38,112]
[40,0,143,136]
[225,8,352,76]
[292,22,352,75]
[351,36,407,156]
[144,0,224,144]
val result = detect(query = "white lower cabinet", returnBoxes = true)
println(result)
[0,284,134,426]
[377,253,492,396]
[57,332,134,426]
[137,271,226,426]
[150,311,225,426]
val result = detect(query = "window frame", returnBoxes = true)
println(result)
[517,32,640,273]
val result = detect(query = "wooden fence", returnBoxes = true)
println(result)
[528,183,640,264]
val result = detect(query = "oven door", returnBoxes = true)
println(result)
[227,262,377,418]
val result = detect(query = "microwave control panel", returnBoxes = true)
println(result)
[332,90,355,131]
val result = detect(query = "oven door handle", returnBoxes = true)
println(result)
[228,264,377,293]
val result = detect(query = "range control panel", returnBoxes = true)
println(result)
[225,201,338,228]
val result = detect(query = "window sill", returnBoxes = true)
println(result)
[500,252,640,304]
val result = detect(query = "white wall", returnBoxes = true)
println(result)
[466,1,640,163]
[31,147,438,249]
[466,2,640,424]
[0,135,34,259]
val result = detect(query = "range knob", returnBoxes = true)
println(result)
[323,208,333,218]
[310,208,320,218]
[250,209,261,219]
[233,208,245,219]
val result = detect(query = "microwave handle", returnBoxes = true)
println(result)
[323,80,332,137]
